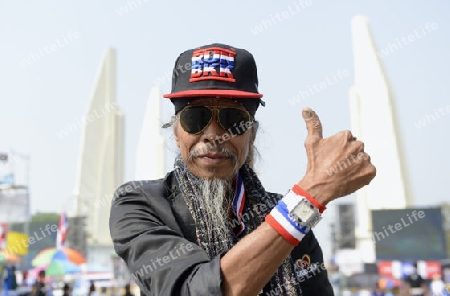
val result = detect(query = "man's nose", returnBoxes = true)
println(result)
[200,113,226,143]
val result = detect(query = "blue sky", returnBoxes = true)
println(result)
[1,1,449,258]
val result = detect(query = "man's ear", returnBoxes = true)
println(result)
[174,124,181,148]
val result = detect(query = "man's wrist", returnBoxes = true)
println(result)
[296,179,330,207]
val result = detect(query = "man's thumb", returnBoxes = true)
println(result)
[302,108,323,142]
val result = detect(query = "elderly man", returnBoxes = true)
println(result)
[110,43,376,295]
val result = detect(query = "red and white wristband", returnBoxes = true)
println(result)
[265,185,326,246]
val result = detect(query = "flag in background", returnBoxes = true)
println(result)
[56,212,69,249]
[0,223,8,250]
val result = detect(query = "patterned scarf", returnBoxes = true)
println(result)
[173,156,303,295]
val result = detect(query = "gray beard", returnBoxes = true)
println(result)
[197,178,234,254]
[184,145,240,255]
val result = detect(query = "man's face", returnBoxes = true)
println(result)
[175,97,254,180]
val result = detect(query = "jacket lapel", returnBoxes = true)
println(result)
[165,172,198,244]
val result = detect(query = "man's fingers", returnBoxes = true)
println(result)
[302,107,323,142]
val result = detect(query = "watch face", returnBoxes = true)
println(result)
[291,199,322,228]
[294,201,314,222]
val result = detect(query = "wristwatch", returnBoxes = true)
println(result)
[290,198,322,228]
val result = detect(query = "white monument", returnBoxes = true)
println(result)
[135,86,166,180]
[349,15,413,263]
[72,48,124,255]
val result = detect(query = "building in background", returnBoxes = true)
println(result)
[66,216,87,258]
[349,15,413,263]
[336,204,356,250]
[71,48,124,270]
[0,152,30,225]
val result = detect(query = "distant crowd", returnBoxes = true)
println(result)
[1,265,137,296]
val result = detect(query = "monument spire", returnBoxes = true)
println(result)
[349,15,413,262]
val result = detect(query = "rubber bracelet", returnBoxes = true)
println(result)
[292,184,326,214]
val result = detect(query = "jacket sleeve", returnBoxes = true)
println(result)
[109,182,223,296]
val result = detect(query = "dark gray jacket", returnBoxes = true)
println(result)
[109,172,334,295]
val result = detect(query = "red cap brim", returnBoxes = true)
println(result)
[163,89,263,99]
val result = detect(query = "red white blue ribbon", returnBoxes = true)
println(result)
[232,173,246,237]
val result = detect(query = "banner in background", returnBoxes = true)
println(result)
[378,260,441,279]
[6,231,28,255]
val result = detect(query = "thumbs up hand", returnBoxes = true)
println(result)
[297,108,376,206]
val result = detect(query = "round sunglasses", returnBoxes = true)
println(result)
[178,106,253,135]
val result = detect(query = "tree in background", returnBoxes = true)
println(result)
[31,213,59,223]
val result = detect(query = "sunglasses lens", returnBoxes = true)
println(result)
[180,106,212,134]
[219,108,252,135]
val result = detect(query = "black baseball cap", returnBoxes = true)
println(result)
[163,43,265,115]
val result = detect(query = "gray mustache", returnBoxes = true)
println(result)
[188,146,238,162]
